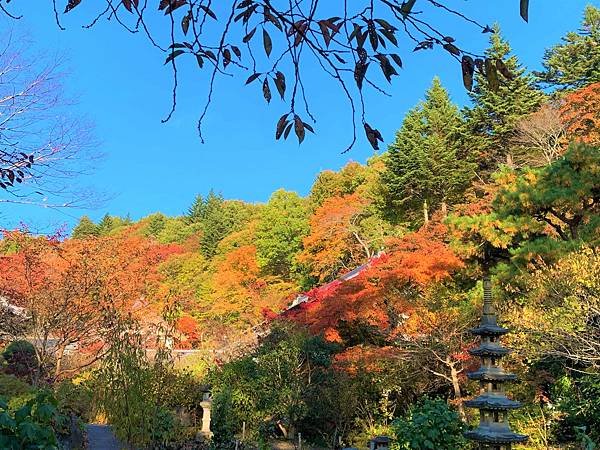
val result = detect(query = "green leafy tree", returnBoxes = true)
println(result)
[186,194,206,224]
[538,5,600,90]
[71,216,98,239]
[464,26,544,175]
[255,190,309,278]
[382,77,474,225]
[392,398,469,450]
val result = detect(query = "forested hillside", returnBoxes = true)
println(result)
[1,9,599,449]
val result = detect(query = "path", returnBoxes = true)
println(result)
[86,424,123,450]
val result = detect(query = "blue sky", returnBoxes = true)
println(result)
[0,1,593,232]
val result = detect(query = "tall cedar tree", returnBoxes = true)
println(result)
[538,5,600,90]
[464,26,544,175]
[185,191,242,258]
[382,77,474,226]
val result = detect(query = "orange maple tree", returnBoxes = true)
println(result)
[287,223,463,342]
[0,230,182,378]
[560,82,600,145]
[299,193,373,283]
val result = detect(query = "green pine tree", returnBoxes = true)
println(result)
[538,5,600,90]
[382,77,475,226]
[199,191,230,259]
[187,194,206,224]
[97,213,115,236]
[464,26,544,176]
[71,216,99,239]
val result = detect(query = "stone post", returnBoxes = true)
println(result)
[199,392,213,439]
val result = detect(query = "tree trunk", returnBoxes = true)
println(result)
[450,365,466,422]
[423,199,429,224]
[441,201,448,218]
[54,342,67,379]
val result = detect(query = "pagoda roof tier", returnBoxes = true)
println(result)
[465,427,528,444]
[470,324,509,336]
[465,393,522,410]
[469,342,511,357]
[468,367,517,382]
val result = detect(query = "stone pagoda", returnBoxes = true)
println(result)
[464,272,528,450]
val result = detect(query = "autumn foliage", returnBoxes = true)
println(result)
[560,81,600,145]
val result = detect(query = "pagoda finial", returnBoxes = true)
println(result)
[464,263,527,450]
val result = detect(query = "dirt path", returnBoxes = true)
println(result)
[86,424,123,450]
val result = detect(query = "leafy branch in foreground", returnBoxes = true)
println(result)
[1,1,528,151]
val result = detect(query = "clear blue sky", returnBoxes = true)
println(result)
[0,1,592,232]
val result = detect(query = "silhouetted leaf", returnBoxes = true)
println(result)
[334,54,346,64]
[262,78,272,103]
[520,0,529,22]
[375,54,397,82]
[364,123,383,150]
[275,114,289,139]
[283,122,293,139]
[443,43,461,56]
[223,49,231,68]
[165,49,185,64]
[482,25,493,33]
[400,0,417,18]
[368,21,378,50]
[461,55,474,91]
[318,20,332,47]
[294,115,305,144]
[443,36,455,43]
[354,62,369,90]
[496,59,514,80]
[246,73,261,84]
[243,28,257,43]
[64,0,82,13]
[196,54,204,68]
[485,58,499,92]
[199,4,216,20]
[374,19,395,31]
[380,28,397,46]
[303,122,314,133]
[391,54,403,68]
[164,0,186,15]
[263,29,273,57]
[181,10,192,34]
[122,0,133,12]
[274,71,286,99]
[231,46,242,59]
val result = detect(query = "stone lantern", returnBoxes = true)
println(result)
[464,271,527,450]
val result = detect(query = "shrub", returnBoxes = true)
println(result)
[392,398,469,450]
[0,390,68,449]
[54,378,94,423]
[0,372,33,400]
[2,340,38,380]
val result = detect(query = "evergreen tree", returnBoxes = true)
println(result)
[464,26,544,175]
[199,191,230,259]
[187,194,206,224]
[382,77,475,225]
[97,214,115,236]
[145,213,167,238]
[71,216,99,239]
[538,5,600,90]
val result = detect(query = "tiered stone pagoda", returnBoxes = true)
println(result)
[464,272,527,450]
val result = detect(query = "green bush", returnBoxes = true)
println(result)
[54,378,94,423]
[0,372,33,400]
[392,398,469,450]
[0,390,68,449]
[2,340,38,380]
